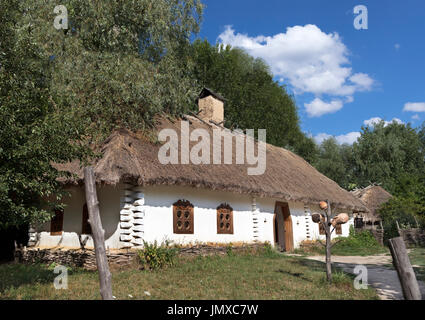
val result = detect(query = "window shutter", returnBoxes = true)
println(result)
[82,203,92,235]
[50,209,64,236]
[217,203,233,234]
[173,200,194,234]
[335,224,342,235]
[319,222,326,235]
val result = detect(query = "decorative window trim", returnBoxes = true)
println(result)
[319,222,326,235]
[50,209,64,236]
[335,224,342,235]
[82,203,92,235]
[173,200,194,234]
[217,203,234,234]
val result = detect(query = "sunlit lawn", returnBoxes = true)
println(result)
[0,251,378,300]
[409,247,425,282]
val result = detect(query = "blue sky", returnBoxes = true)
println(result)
[197,0,425,144]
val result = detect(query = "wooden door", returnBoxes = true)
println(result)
[282,204,294,251]
[274,202,294,252]
[274,206,285,251]
[50,209,64,236]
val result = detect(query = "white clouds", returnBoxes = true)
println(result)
[218,24,374,117]
[363,117,403,127]
[349,73,374,91]
[403,102,425,112]
[304,98,343,117]
[314,132,360,145]
[412,114,420,121]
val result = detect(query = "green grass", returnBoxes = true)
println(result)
[408,247,425,282]
[294,230,389,257]
[0,249,378,300]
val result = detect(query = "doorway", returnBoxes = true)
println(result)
[273,202,294,252]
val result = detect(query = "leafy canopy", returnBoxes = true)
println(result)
[24,0,204,139]
[0,0,90,228]
[0,0,204,228]
[191,40,317,162]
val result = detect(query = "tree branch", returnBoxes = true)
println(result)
[331,238,344,249]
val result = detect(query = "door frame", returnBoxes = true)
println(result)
[273,202,294,252]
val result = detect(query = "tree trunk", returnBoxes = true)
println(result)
[325,200,332,283]
[388,237,422,300]
[84,167,113,300]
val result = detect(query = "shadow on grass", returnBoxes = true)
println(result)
[413,266,425,282]
[0,263,56,294]
[276,269,313,283]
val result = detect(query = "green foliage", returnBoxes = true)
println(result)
[313,138,354,189]
[331,229,387,256]
[295,229,387,256]
[0,0,204,228]
[191,40,317,162]
[352,121,425,194]
[313,121,425,194]
[18,0,204,139]
[137,241,178,270]
[336,229,380,249]
[379,174,425,241]
[0,0,91,228]
[225,243,234,257]
[261,241,280,258]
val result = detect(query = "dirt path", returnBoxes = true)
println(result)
[305,254,425,300]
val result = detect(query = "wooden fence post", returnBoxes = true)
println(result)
[388,237,422,300]
[84,167,113,300]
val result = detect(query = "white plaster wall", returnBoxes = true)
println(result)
[35,184,123,249]
[33,183,354,250]
[142,186,254,245]
[254,199,354,249]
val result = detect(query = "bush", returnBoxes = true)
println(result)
[137,241,178,270]
[261,242,280,258]
[331,229,387,256]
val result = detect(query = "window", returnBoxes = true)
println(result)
[319,222,326,235]
[50,209,64,236]
[82,203,92,235]
[335,224,342,235]
[217,203,233,234]
[354,217,364,228]
[173,200,194,234]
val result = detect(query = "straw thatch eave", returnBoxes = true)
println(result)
[351,185,392,221]
[54,116,368,212]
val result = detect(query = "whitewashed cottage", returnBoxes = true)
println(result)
[28,88,367,251]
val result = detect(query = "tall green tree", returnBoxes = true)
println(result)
[0,0,89,228]
[313,138,354,189]
[23,0,203,140]
[191,40,317,162]
[352,121,425,193]
[0,0,204,228]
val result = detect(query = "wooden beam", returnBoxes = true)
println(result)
[388,237,422,300]
[84,167,113,300]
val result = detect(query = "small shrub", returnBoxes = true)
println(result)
[226,244,234,257]
[261,242,280,258]
[137,240,178,270]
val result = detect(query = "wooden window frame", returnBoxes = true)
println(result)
[82,203,92,235]
[50,209,64,236]
[217,203,234,234]
[173,200,194,234]
[319,222,326,235]
[335,224,342,235]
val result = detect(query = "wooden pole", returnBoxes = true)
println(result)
[388,237,422,300]
[84,167,113,300]
[325,200,332,283]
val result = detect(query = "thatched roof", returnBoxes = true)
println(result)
[351,186,392,221]
[54,116,367,211]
